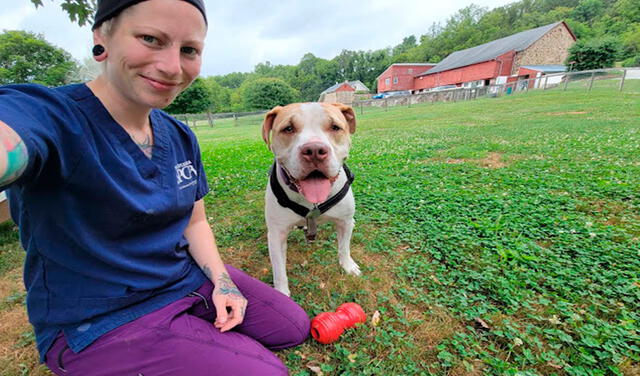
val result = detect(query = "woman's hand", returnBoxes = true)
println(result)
[212,272,247,332]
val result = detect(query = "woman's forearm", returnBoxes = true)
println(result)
[183,199,229,282]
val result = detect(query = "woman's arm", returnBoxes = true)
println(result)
[0,120,28,187]
[183,199,247,332]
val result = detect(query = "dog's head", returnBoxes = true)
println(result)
[262,102,356,203]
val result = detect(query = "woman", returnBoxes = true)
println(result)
[0,0,310,374]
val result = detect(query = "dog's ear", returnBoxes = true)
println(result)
[331,103,356,134]
[262,106,283,147]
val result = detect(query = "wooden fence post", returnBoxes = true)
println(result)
[563,74,570,91]
[543,76,549,90]
[619,69,627,92]
[588,71,595,92]
[233,113,238,127]
[207,112,214,127]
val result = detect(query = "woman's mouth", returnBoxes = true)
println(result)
[141,75,179,91]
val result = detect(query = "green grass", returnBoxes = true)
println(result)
[194,82,640,375]
[0,81,638,375]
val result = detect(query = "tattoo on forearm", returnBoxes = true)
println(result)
[202,265,213,280]
[1,129,28,185]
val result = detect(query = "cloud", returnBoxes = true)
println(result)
[14,2,93,61]
[199,0,514,75]
[0,4,36,30]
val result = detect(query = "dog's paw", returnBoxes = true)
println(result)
[340,258,361,276]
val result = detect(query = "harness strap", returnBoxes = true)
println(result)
[269,162,354,218]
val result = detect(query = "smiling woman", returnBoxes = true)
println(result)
[0,1,310,375]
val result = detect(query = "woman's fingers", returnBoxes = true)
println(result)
[212,272,247,332]
[218,298,246,332]
[213,294,247,332]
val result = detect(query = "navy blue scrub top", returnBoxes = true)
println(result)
[0,83,209,361]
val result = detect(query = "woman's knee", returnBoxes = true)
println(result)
[273,299,310,349]
[224,265,310,349]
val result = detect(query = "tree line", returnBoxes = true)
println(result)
[3,0,639,114]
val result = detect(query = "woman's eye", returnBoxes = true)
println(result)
[181,47,198,56]
[142,35,157,44]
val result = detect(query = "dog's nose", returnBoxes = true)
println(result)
[300,142,329,163]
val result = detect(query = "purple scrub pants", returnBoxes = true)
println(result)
[44,265,310,375]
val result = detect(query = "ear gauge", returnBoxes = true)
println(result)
[92,44,105,57]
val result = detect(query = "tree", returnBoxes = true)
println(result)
[241,78,299,111]
[30,0,97,27]
[254,61,297,82]
[621,24,640,57]
[164,78,213,114]
[392,36,417,56]
[214,72,252,89]
[572,0,605,24]
[566,37,621,70]
[0,30,78,86]
[202,77,232,113]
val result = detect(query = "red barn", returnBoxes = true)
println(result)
[318,80,370,103]
[335,82,355,93]
[413,21,576,92]
[376,63,436,93]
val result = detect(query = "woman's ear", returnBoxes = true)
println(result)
[92,29,108,62]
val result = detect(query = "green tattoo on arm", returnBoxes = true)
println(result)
[0,123,28,186]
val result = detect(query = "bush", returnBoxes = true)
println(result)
[164,78,213,114]
[241,77,300,111]
[621,54,640,67]
[566,37,622,70]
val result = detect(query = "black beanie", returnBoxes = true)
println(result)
[92,0,207,30]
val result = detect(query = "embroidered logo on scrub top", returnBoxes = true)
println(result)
[175,160,198,190]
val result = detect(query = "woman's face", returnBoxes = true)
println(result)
[96,0,207,109]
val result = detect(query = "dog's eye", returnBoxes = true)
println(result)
[330,124,342,131]
[282,125,295,133]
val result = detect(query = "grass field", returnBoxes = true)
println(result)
[0,81,638,375]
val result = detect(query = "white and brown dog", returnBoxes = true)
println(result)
[262,102,361,296]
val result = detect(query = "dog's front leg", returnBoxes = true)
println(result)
[335,217,361,276]
[268,226,292,296]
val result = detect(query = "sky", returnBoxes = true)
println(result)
[2,0,518,77]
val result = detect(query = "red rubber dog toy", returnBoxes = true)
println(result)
[310,303,366,344]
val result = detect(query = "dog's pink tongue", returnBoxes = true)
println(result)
[299,177,331,203]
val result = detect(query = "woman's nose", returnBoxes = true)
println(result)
[156,48,182,77]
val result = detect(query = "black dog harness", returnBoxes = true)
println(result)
[269,162,355,241]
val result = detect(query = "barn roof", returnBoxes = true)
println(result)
[419,22,571,76]
[520,64,567,72]
[376,63,437,79]
[320,80,369,95]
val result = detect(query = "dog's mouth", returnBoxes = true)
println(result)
[296,169,336,204]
